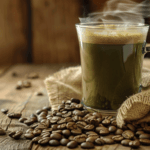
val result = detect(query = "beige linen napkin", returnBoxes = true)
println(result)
[44,63,150,127]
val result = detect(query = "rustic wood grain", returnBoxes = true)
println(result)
[0,0,29,65]
[32,0,81,64]
[0,61,150,149]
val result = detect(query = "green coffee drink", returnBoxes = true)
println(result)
[76,24,149,112]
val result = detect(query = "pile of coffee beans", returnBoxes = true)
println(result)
[1,98,150,149]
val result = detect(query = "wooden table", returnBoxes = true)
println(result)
[0,60,150,150]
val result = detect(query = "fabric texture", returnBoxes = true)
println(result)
[44,61,150,127]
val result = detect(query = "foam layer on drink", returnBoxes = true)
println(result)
[79,25,147,44]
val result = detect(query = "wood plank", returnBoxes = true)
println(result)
[0,0,29,65]
[32,0,81,63]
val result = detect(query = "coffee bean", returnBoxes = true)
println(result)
[57,119,66,124]
[38,137,50,145]
[73,110,84,117]
[102,119,111,126]
[64,117,73,122]
[69,135,75,141]
[81,142,94,149]
[122,130,134,139]
[65,105,74,111]
[112,135,124,142]
[72,116,83,122]
[57,123,66,130]
[51,124,58,131]
[108,126,117,133]
[73,134,86,144]
[76,121,87,129]
[36,92,43,96]
[19,117,27,123]
[95,126,106,133]
[35,123,48,130]
[115,129,123,135]
[97,118,102,123]
[33,129,41,136]
[56,112,62,117]
[129,140,140,148]
[71,128,82,135]
[95,138,105,145]
[9,131,16,137]
[86,137,97,143]
[12,72,17,77]
[136,130,145,136]
[52,130,62,134]
[71,98,80,104]
[101,137,114,144]
[62,111,72,118]
[27,72,39,79]
[88,134,99,139]
[60,138,70,146]
[12,131,23,139]
[58,104,65,112]
[86,131,98,135]
[105,115,113,120]
[49,139,60,146]
[30,123,39,129]
[50,133,62,140]
[99,128,109,135]
[24,119,35,126]
[0,128,6,135]
[75,104,83,110]
[30,114,37,119]
[140,139,150,145]
[127,124,136,132]
[67,122,77,130]
[67,141,78,148]
[23,80,31,88]
[7,113,22,118]
[32,136,41,143]
[36,109,43,115]
[84,125,94,131]
[143,126,150,133]
[62,129,71,137]
[24,133,34,139]
[1,108,8,114]
[111,120,117,126]
[42,128,52,133]
[90,119,99,127]
[93,112,102,118]
[25,128,33,134]
[84,113,92,119]
[139,133,150,139]
[121,139,131,146]
[16,85,22,89]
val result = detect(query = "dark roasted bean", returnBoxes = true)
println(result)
[32,136,41,143]
[38,137,50,145]
[50,133,62,140]
[140,139,150,145]
[122,130,134,139]
[143,126,150,133]
[90,119,99,127]
[67,122,77,130]
[115,129,123,135]
[8,131,16,137]
[71,98,80,104]
[12,131,23,139]
[121,139,131,146]
[95,138,105,145]
[81,142,94,149]
[73,110,84,117]
[24,133,34,139]
[62,129,71,137]
[136,130,144,136]
[129,140,140,148]
[33,129,41,136]
[51,124,58,131]
[67,141,78,148]
[86,137,97,143]
[57,123,66,130]
[26,128,34,134]
[88,134,99,139]
[52,130,62,134]
[101,137,115,144]
[84,125,94,131]
[139,133,150,139]
[49,139,60,146]
[73,134,86,143]
[69,135,75,141]
[112,135,124,142]
[75,104,83,110]
[62,111,72,118]
[19,117,27,123]
[72,116,83,122]
[0,128,6,135]
[99,128,109,135]
[7,113,22,118]
[102,119,111,126]
[43,106,51,111]
[93,112,102,118]
[76,121,87,129]
[60,138,70,146]
[127,124,136,132]
[71,128,82,135]
[108,126,117,133]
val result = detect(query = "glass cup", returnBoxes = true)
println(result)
[76,23,149,115]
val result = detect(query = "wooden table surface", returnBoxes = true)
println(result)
[0,60,150,150]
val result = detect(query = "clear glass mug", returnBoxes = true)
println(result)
[76,23,149,114]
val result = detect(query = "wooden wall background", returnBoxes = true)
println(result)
[0,0,149,65]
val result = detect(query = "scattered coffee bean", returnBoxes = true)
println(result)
[50,133,62,140]
[7,113,22,118]
[102,119,111,126]
[9,131,16,137]
[140,139,150,145]
[122,130,134,139]
[27,72,39,79]
[12,131,23,139]
[86,137,97,143]
[108,126,117,133]
[143,126,150,133]
[139,133,150,139]
[129,140,140,148]
[76,121,87,129]
[1,108,8,114]
[121,139,132,146]
[81,142,94,149]
[23,80,31,88]
[127,124,136,132]
[71,128,82,135]
[24,133,34,139]
[33,129,41,136]
[84,125,94,131]
[99,128,109,135]
[101,137,114,144]
[49,139,60,146]
[95,138,105,145]
[19,117,27,123]
[36,92,43,96]
[112,135,124,142]
[32,136,41,143]
[60,138,70,146]
[67,122,77,130]
[73,134,86,144]
[12,72,18,77]
[38,137,50,145]
[115,129,123,135]
[62,129,71,137]
[67,141,78,149]
[136,130,144,136]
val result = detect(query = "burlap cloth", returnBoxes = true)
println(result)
[44,59,150,128]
